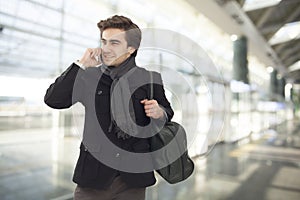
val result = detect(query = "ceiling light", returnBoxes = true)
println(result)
[231,34,238,41]
[277,74,282,79]
[243,0,282,11]
[267,66,274,73]
[269,21,300,45]
[288,60,300,72]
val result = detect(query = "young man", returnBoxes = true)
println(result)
[44,15,174,200]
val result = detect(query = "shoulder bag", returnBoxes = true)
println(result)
[149,71,194,184]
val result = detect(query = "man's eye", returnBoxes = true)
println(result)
[111,42,119,45]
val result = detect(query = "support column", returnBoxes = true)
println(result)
[270,70,278,96]
[228,35,252,142]
[233,35,249,84]
[277,77,285,98]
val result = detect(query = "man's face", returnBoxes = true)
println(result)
[101,28,135,66]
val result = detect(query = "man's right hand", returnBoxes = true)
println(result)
[78,48,102,68]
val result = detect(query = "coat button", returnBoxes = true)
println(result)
[84,147,88,151]
[97,90,103,95]
[116,153,120,157]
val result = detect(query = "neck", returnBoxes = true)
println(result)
[104,56,136,79]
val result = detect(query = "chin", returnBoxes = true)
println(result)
[103,60,114,66]
[107,60,122,67]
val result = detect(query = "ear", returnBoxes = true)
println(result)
[127,46,136,55]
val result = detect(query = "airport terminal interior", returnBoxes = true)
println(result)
[1,0,300,199]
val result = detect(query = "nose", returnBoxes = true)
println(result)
[101,43,111,53]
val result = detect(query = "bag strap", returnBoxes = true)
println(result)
[149,71,153,100]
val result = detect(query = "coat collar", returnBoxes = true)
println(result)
[100,55,137,80]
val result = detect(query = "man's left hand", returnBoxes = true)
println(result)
[140,99,165,119]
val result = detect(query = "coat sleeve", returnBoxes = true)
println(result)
[152,72,174,122]
[44,63,84,109]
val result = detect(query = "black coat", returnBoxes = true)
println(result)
[44,61,174,189]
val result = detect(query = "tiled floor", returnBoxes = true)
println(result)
[1,117,300,200]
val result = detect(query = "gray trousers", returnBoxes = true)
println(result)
[74,176,146,200]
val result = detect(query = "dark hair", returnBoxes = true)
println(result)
[97,15,141,57]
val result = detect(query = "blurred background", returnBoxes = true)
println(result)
[1,0,300,199]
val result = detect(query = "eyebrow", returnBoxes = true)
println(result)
[101,38,121,43]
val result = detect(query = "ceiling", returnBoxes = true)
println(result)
[235,0,300,82]
[1,0,299,83]
[187,0,300,83]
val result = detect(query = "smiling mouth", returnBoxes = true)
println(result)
[103,55,115,60]
[102,55,117,65]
